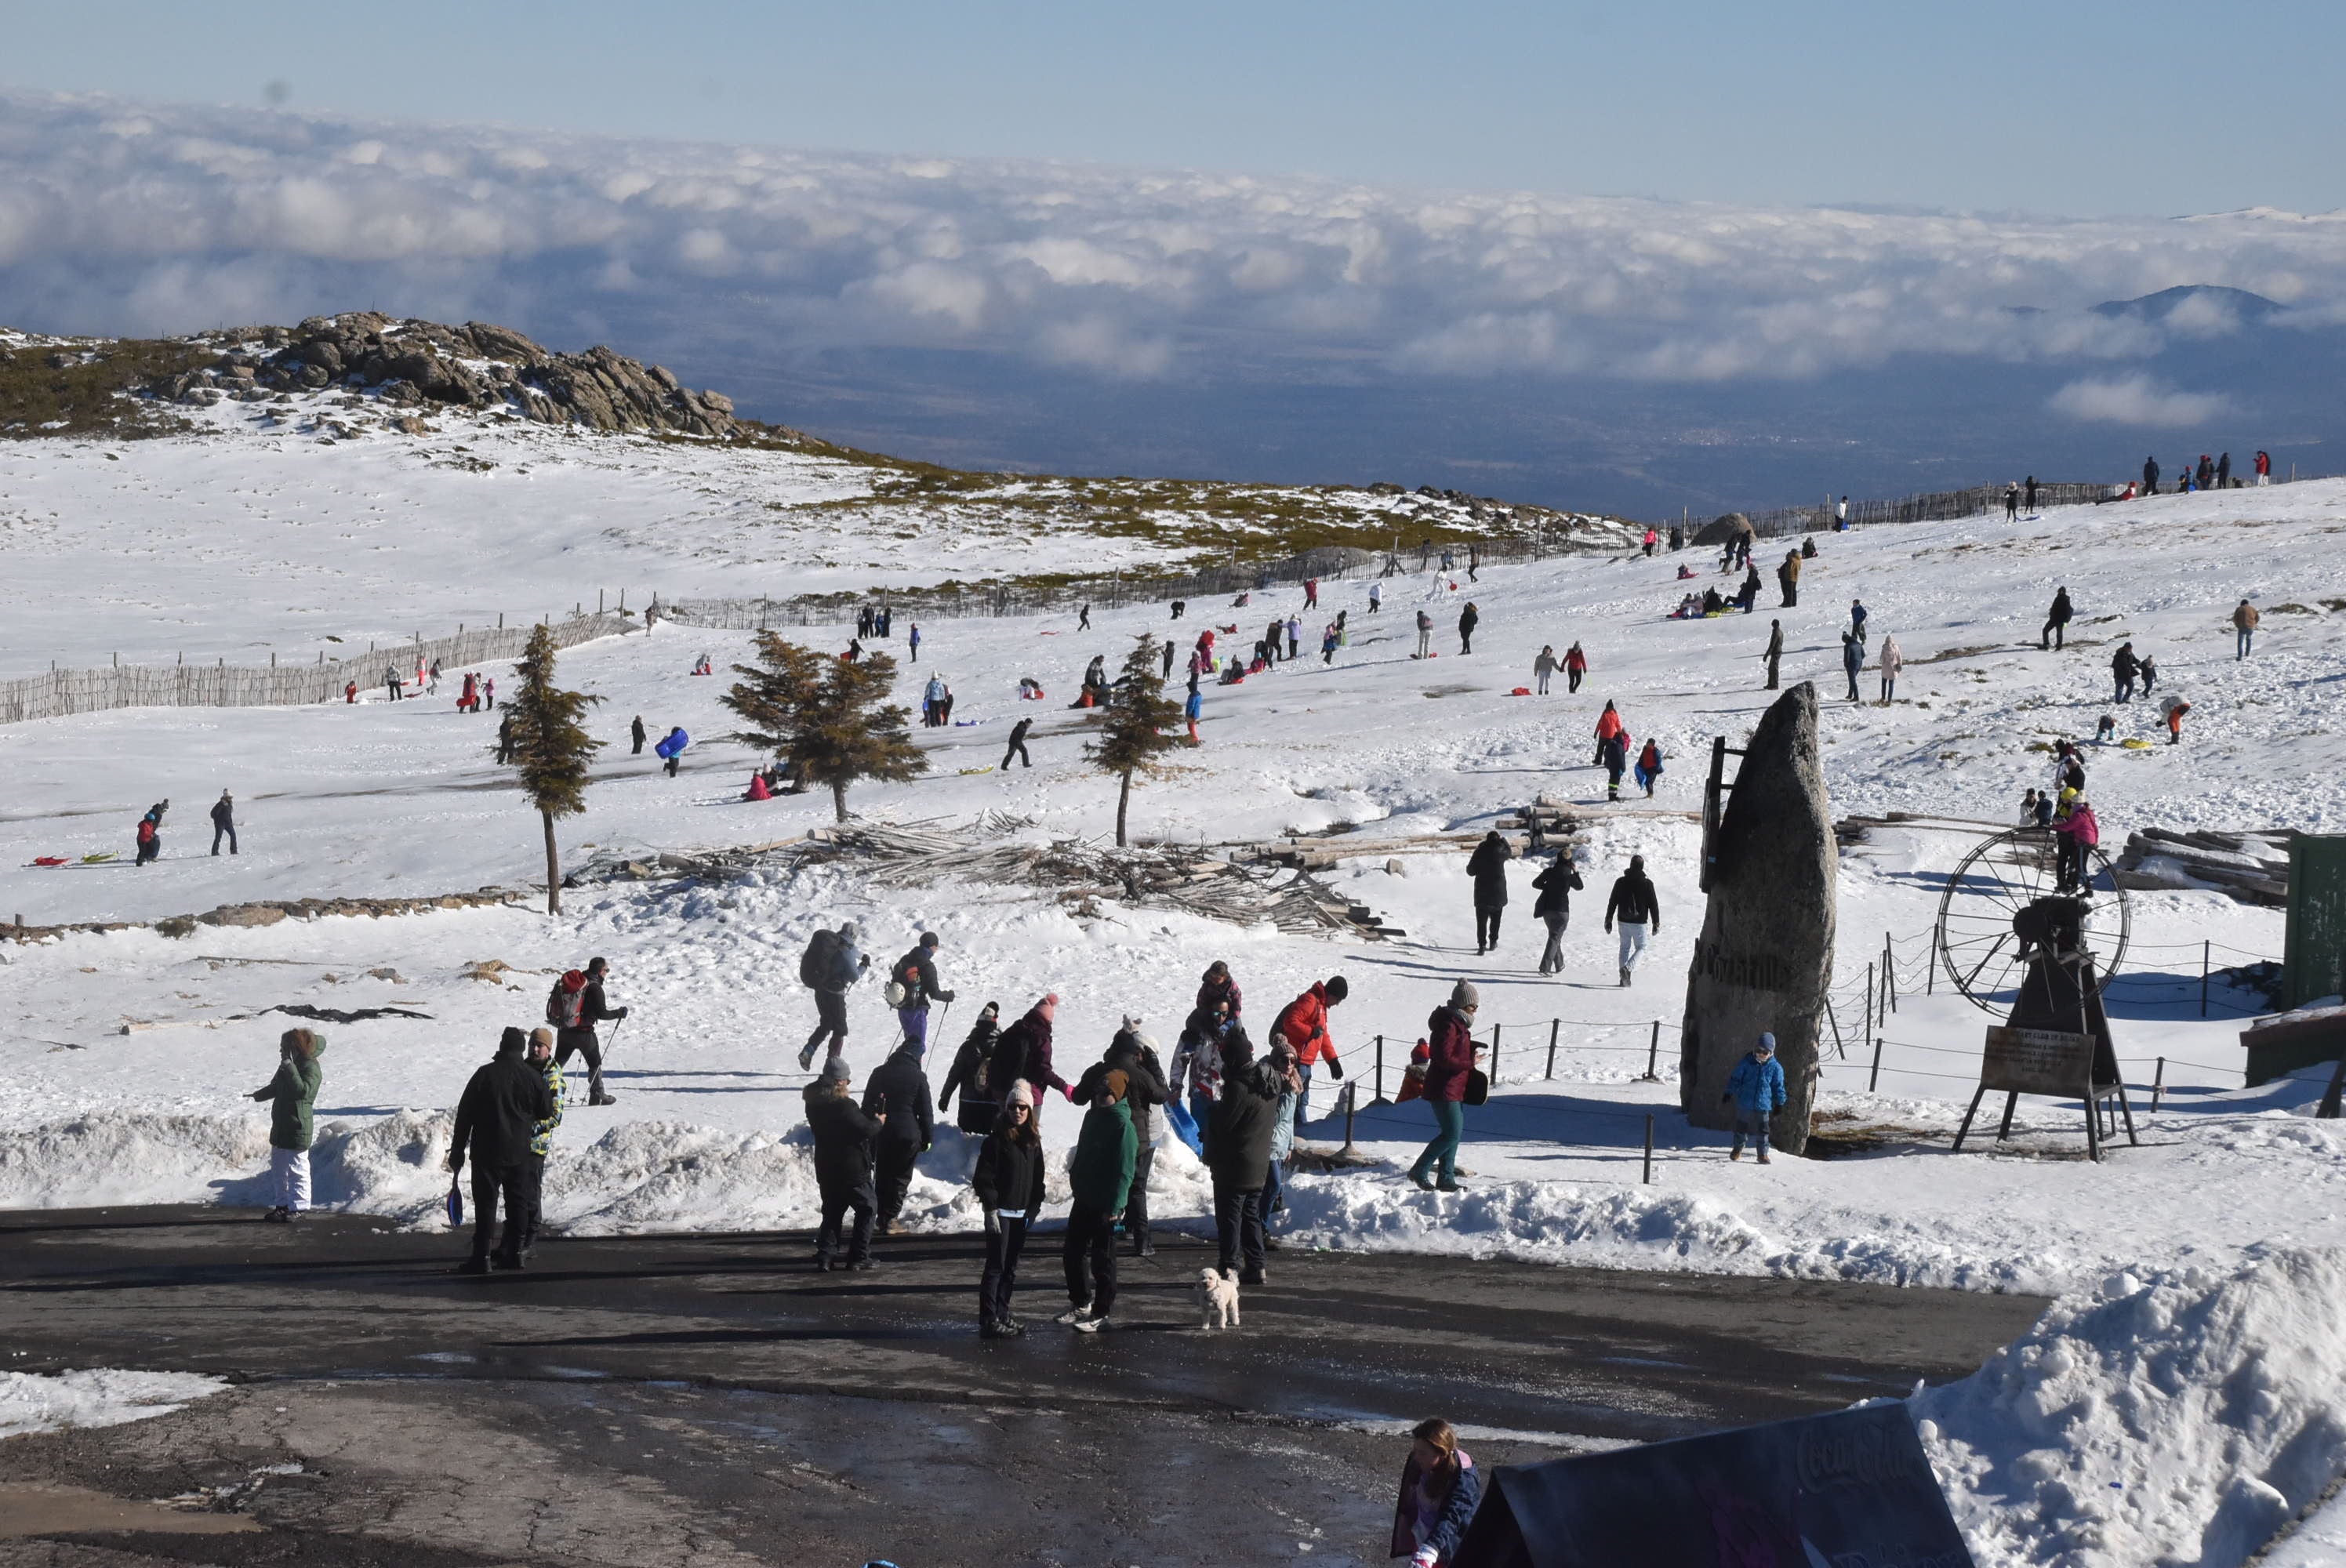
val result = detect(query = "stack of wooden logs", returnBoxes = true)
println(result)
[2112,826,2291,906]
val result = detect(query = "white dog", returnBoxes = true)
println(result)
[1198,1266,1241,1330]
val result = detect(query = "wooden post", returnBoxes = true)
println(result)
[1373,1033,1385,1105]
[1884,933,1897,1014]
[1545,1018,1559,1080]
[1340,1080,1360,1157]
[2152,1056,2166,1112]
[1643,1019,1661,1081]
[1491,1022,1502,1077]
[2201,941,2210,1018]
[1642,1114,1654,1184]
[1868,982,1885,1091]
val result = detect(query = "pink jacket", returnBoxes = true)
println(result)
[2053,804,2100,849]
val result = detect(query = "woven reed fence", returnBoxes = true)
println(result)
[0,612,636,725]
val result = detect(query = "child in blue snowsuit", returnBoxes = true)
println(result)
[1723,1033,1787,1164]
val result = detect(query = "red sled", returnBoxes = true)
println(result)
[32,856,67,867]
[1509,687,1531,696]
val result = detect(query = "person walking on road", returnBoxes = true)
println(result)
[1075,1021,1171,1255]
[447,1026,554,1273]
[209,790,238,855]
[1531,851,1583,976]
[973,1078,1044,1338]
[804,1058,880,1272]
[2233,599,2259,659]
[1408,982,1479,1192]
[1465,830,1510,955]
[1723,1033,1787,1164]
[1603,855,1661,987]
[249,1028,324,1221]
[1058,1069,1136,1333]
[799,922,869,1070]
[1206,1029,1280,1284]
[863,1036,935,1237]
[2042,586,2074,650]
[1392,1417,1483,1568]
[521,1028,562,1259]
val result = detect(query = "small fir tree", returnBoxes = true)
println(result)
[722,632,926,822]
[504,624,605,914]
[1084,632,1187,847]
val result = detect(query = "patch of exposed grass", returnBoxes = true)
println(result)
[0,339,203,439]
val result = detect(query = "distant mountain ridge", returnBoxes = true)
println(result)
[2090,285,2286,321]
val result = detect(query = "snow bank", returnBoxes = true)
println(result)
[1915,1247,2346,1568]
[0,1369,229,1440]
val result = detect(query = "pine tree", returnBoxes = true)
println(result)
[721,632,926,822]
[504,624,605,915]
[1084,632,1187,847]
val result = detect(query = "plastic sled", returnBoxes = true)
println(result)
[31,856,66,867]
[1509,686,1531,696]
[1165,1100,1206,1158]
[82,852,118,863]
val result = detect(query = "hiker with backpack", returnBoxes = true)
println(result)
[888,932,957,1054]
[797,922,870,1070]
[549,958,626,1106]
[939,1001,1006,1134]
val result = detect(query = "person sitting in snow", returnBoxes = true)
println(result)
[1722,1033,1786,1164]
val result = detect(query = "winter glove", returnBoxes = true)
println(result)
[1326,1058,1343,1080]
[940,989,957,1003]
[1063,1083,1078,1103]
[984,1208,1000,1236]
[615,1007,630,1021]
[1412,1550,1439,1568]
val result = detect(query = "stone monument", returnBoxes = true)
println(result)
[1680,683,1836,1153]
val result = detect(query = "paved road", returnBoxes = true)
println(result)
[0,1206,2046,1566]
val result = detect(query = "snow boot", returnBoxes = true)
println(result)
[1055,1302,1093,1326]
[590,1093,618,1107]
[1618,966,1631,987]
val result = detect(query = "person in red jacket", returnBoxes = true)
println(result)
[1563,642,1587,694]
[1409,982,1480,1191]
[1592,699,1623,764]
[1273,975,1349,1137]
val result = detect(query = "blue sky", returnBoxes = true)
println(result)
[7,0,2341,217]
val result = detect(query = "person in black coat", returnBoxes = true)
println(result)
[1532,851,1584,976]
[2042,586,2074,651]
[448,1027,557,1274]
[862,1040,936,1235]
[1465,830,1511,955]
[555,956,628,1107]
[971,1080,1045,1338]
[1603,855,1663,988]
[209,790,238,855]
[1205,1030,1281,1284]
[1075,1020,1172,1256]
[1457,602,1479,655]
[1003,717,1033,770]
[938,1002,1004,1135]
[804,1059,880,1270]
[630,714,646,755]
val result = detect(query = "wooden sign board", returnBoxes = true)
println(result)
[1981,1025,2096,1098]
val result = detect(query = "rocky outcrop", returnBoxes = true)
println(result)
[1678,684,1836,1155]
[1691,513,1755,547]
[143,313,746,438]
[5,887,524,945]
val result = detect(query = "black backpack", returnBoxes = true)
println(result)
[799,928,840,989]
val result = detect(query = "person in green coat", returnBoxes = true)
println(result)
[1058,1069,1136,1334]
[250,1028,325,1221]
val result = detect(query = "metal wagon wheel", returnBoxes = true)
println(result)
[1934,828,2130,1013]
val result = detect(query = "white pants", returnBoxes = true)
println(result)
[1618,921,1650,974]
[271,1147,311,1212]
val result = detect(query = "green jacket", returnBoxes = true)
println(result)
[1068,1098,1137,1214]
[252,1040,326,1151]
[530,1057,565,1158]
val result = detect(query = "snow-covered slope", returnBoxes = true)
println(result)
[0,469,2339,1306]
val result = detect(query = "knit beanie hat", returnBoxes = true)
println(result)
[1325,975,1349,1002]
[1756,1033,1776,1054]
[528,1027,554,1051]
[1451,979,1480,1011]
[498,1026,528,1055]
[820,1057,852,1083]
[1006,1079,1036,1109]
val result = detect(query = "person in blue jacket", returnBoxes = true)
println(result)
[1391,1417,1482,1566]
[654,727,689,778]
[1723,1033,1788,1164]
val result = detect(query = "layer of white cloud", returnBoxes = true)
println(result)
[4,91,2345,389]
[2046,375,2235,426]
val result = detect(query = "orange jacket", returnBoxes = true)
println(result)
[1594,709,1623,742]
[1274,983,1341,1065]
